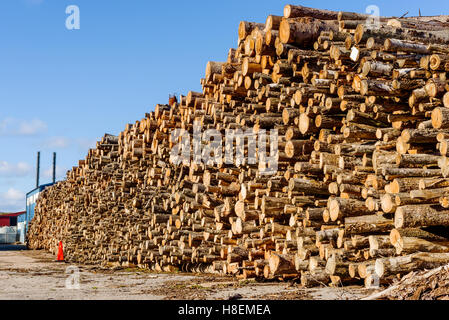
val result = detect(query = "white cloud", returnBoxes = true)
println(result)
[77,138,98,151]
[0,118,48,136]
[43,165,67,181]
[44,136,70,148]
[0,118,12,133]
[18,119,48,135]
[0,161,32,177]
[0,188,25,212]
[3,189,24,201]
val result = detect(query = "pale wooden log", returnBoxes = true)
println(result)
[390,228,449,246]
[269,253,296,275]
[395,205,449,228]
[301,270,330,287]
[345,214,394,235]
[394,236,449,255]
[384,39,429,54]
[432,107,449,129]
[328,198,368,221]
[284,5,339,20]
[375,252,449,278]
[279,18,338,46]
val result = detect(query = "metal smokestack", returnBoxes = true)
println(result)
[36,151,40,188]
[52,152,56,184]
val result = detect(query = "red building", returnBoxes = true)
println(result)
[0,212,26,227]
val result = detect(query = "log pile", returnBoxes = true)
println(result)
[28,4,449,287]
[365,263,449,299]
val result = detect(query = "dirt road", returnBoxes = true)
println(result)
[0,246,376,300]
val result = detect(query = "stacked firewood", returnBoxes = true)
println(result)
[28,4,449,287]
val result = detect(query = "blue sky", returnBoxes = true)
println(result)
[0,0,448,212]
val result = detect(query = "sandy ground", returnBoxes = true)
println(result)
[0,245,378,300]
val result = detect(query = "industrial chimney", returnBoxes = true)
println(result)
[52,152,56,184]
[36,151,40,188]
[35,151,57,188]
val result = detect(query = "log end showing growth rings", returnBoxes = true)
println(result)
[329,199,340,221]
[432,107,446,129]
[374,259,385,278]
[394,207,405,229]
[279,19,292,44]
[283,5,294,18]
[299,113,310,134]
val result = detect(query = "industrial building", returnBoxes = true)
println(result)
[0,152,57,244]
[0,212,26,244]
[0,211,26,227]
[25,152,57,233]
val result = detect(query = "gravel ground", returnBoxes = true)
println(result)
[0,246,377,300]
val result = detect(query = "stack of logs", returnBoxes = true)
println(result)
[28,4,449,288]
